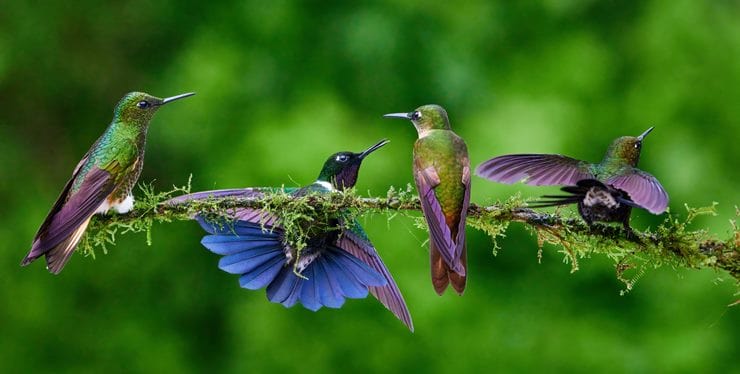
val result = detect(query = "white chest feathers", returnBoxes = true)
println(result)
[584,188,619,209]
[95,195,135,214]
[314,180,335,191]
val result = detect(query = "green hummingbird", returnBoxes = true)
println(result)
[475,127,669,232]
[384,105,470,295]
[22,91,195,274]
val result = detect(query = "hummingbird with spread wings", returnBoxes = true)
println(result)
[475,127,669,233]
[167,139,413,331]
[22,91,194,273]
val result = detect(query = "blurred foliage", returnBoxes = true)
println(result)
[1,0,738,372]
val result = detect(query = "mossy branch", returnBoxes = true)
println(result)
[81,180,740,293]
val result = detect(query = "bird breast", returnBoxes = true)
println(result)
[583,188,619,209]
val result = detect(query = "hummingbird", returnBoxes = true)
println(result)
[475,127,669,232]
[167,139,413,331]
[22,91,195,274]
[384,105,470,295]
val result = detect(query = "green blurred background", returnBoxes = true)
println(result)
[1,1,738,372]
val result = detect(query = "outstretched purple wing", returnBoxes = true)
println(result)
[413,165,465,275]
[337,224,413,332]
[606,170,669,214]
[23,166,116,273]
[165,188,272,205]
[475,154,593,186]
[166,187,292,226]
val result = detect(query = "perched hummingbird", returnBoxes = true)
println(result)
[22,91,195,274]
[167,140,413,331]
[475,127,669,232]
[384,105,470,295]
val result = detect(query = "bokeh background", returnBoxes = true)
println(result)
[1,1,738,372]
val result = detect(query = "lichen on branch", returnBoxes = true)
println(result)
[80,179,740,292]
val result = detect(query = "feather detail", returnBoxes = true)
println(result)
[23,166,116,273]
[45,218,92,274]
[413,165,465,275]
[338,226,414,331]
[606,170,669,214]
[198,218,398,315]
[475,154,593,186]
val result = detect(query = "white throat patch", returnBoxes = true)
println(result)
[315,180,334,191]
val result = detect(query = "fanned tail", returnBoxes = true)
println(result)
[197,217,386,311]
[266,248,386,311]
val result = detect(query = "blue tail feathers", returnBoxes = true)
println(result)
[197,216,387,311]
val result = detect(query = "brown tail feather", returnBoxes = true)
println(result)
[431,243,468,295]
[430,245,449,295]
[44,218,91,274]
[449,245,467,295]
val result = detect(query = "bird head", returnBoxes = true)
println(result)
[384,104,451,136]
[113,91,195,126]
[603,127,654,167]
[317,139,389,190]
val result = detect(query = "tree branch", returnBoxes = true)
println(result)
[83,183,739,292]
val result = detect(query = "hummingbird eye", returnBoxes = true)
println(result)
[136,100,150,109]
[411,111,422,121]
[634,142,641,149]
[336,154,350,162]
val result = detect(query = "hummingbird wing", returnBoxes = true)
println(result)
[165,187,297,226]
[456,163,471,261]
[446,162,471,295]
[165,187,295,206]
[23,165,117,273]
[606,170,669,214]
[475,154,593,186]
[413,165,466,275]
[337,220,414,332]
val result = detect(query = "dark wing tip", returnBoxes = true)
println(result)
[20,255,35,267]
[336,229,414,332]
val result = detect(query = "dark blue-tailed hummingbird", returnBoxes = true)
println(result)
[384,105,470,295]
[167,139,413,331]
[22,91,195,274]
[475,127,669,233]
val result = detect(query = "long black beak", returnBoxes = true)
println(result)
[162,92,196,105]
[637,126,654,141]
[359,138,390,159]
[383,112,412,120]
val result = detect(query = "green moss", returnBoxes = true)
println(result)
[81,180,740,293]
[79,178,193,257]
